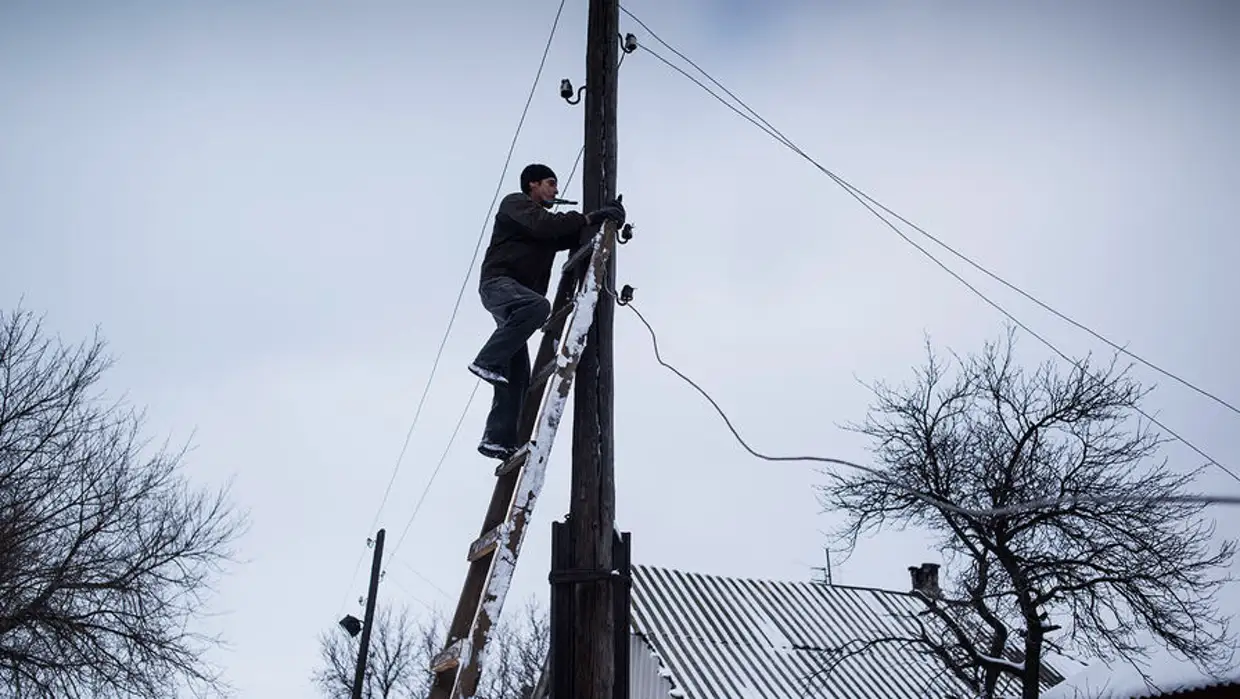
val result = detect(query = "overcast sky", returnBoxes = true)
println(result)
[3,0,1238,696]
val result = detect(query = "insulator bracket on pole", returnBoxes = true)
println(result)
[560,78,586,105]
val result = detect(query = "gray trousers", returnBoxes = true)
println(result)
[473,276,551,447]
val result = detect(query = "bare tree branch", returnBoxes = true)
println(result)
[0,308,248,698]
[817,326,1237,699]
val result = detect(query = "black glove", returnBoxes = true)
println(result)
[587,200,626,226]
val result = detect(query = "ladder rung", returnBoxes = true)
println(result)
[467,524,505,563]
[561,243,593,272]
[541,299,576,334]
[431,638,465,673]
[528,358,558,397]
[494,442,531,477]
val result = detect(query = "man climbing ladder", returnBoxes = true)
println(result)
[469,163,625,460]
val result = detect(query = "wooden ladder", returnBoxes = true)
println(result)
[427,220,617,699]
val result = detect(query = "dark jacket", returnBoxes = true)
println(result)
[479,192,588,296]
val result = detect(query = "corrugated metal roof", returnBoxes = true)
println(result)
[628,564,1058,699]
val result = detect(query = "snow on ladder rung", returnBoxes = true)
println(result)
[430,638,466,673]
[467,524,506,563]
[494,442,531,477]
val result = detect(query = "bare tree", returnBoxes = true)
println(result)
[0,308,248,698]
[313,596,548,699]
[313,604,436,699]
[475,595,549,699]
[815,327,1236,699]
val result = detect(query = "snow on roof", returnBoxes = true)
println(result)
[1041,652,1240,699]
[628,563,1064,699]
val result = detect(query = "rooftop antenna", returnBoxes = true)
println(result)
[811,548,833,585]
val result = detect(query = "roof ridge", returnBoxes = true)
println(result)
[630,561,917,597]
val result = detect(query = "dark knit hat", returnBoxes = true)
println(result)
[520,163,557,193]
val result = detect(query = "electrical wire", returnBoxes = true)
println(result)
[619,10,1239,484]
[619,5,1238,417]
[382,572,439,613]
[612,289,1240,519]
[620,7,1239,420]
[626,9,1234,410]
[386,379,481,565]
[831,177,1239,484]
[335,0,570,616]
[398,558,453,599]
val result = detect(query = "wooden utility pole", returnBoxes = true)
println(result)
[352,528,385,699]
[569,0,619,695]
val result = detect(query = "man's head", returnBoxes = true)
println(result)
[520,163,558,207]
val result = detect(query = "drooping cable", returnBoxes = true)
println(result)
[335,0,570,616]
[386,380,481,565]
[612,288,1240,519]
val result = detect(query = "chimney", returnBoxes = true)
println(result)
[908,562,941,598]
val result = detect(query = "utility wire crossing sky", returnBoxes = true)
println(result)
[3,1,1237,696]
[327,0,1240,659]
